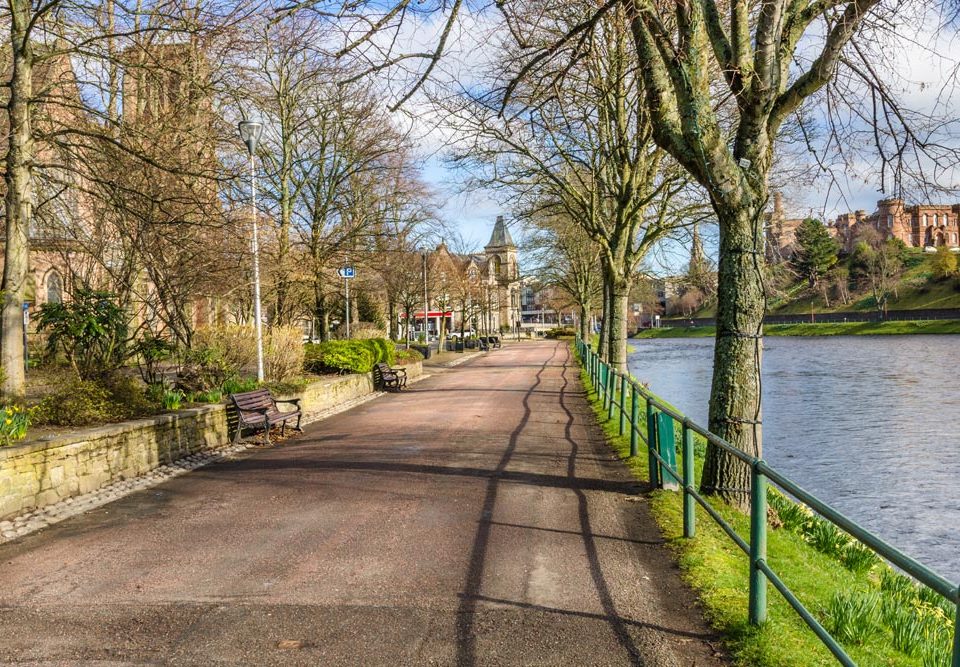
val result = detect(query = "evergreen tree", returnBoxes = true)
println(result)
[792,219,839,287]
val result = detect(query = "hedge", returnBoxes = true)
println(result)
[304,338,397,374]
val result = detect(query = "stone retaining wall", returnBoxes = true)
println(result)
[0,361,422,521]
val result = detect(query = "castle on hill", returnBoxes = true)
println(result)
[766,194,960,261]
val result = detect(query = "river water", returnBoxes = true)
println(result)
[627,335,960,580]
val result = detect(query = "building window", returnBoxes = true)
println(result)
[923,213,928,226]
[46,271,63,304]
[934,214,939,226]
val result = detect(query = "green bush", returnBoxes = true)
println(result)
[33,375,162,427]
[545,326,575,339]
[395,347,424,364]
[133,334,176,386]
[33,378,120,426]
[37,289,128,379]
[304,338,396,374]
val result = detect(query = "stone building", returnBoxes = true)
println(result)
[765,192,805,261]
[829,198,960,251]
[410,216,521,337]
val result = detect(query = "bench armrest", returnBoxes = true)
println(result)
[275,398,301,407]
[393,367,408,376]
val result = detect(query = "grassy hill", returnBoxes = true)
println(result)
[693,249,960,317]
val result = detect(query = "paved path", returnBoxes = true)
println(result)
[0,341,723,666]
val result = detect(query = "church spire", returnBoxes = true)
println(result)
[485,215,515,249]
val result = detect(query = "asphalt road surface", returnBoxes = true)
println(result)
[0,340,724,666]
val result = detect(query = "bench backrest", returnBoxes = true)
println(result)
[230,388,275,414]
[375,362,397,375]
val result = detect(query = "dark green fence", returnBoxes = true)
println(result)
[576,336,960,666]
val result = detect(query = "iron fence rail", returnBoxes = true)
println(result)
[575,337,960,667]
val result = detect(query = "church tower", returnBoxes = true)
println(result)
[484,215,520,333]
[484,215,517,282]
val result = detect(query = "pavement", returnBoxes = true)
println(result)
[0,340,724,666]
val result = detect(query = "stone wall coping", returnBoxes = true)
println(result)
[0,360,421,464]
[0,403,226,462]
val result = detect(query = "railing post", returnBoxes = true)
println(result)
[952,594,960,667]
[646,399,659,487]
[749,462,768,625]
[619,374,627,436]
[600,362,607,406]
[682,422,695,538]
[630,384,639,457]
[607,369,616,420]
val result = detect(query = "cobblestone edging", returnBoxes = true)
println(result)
[0,373,430,545]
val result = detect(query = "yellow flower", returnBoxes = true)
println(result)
[4,419,11,425]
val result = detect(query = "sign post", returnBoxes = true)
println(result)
[337,267,356,338]
[22,302,29,374]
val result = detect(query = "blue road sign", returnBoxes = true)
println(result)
[337,267,356,279]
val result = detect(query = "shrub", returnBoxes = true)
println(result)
[176,344,233,394]
[0,405,33,446]
[350,323,387,339]
[192,325,257,376]
[545,326,575,339]
[364,338,396,366]
[33,378,120,426]
[133,334,176,386]
[221,377,258,395]
[265,326,306,383]
[37,289,128,379]
[395,347,424,364]
[304,340,376,374]
[33,375,165,427]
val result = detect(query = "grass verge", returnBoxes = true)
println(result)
[577,353,955,666]
[634,319,960,339]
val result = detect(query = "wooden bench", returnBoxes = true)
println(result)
[488,336,501,349]
[229,388,302,445]
[374,362,408,391]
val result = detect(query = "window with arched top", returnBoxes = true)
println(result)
[492,257,501,276]
[923,213,928,226]
[46,271,63,304]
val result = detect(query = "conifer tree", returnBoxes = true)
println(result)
[792,219,839,287]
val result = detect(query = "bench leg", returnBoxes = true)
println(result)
[233,424,243,444]
[281,422,286,437]
[296,414,303,432]
[263,426,271,446]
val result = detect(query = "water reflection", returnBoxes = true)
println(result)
[628,335,960,579]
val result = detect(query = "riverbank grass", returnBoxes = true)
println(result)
[578,361,954,666]
[634,319,960,339]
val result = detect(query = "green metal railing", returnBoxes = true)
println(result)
[575,337,960,666]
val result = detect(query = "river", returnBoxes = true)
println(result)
[627,335,960,580]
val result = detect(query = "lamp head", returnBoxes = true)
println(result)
[238,120,264,156]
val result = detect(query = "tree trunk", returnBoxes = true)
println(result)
[387,299,397,340]
[2,12,33,400]
[597,279,610,358]
[314,287,329,342]
[579,303,590,341]
[700,202,766,511]
[606,278,631,374]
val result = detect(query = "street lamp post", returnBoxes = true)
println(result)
[421,250,429,343]
[238,119,265,383]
